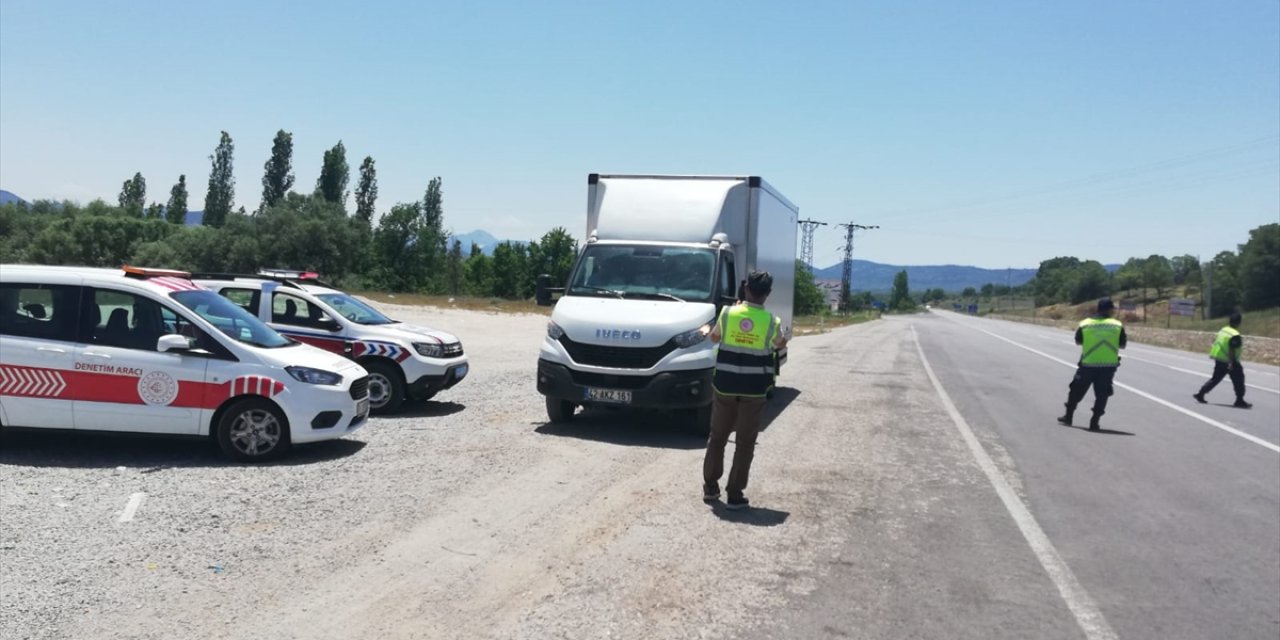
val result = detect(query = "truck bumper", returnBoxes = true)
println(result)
[536,359,712,409]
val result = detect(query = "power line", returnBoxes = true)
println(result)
[797,218,827,276]
[836,222,877,311]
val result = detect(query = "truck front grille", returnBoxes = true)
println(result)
[558,336,676,369]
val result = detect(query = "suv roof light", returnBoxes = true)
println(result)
[122,265,192,279]
[258,268,319,280]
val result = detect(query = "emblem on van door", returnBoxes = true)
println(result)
[595,329,642,340]
[138,371,179,406]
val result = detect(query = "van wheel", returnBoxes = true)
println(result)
[365,361,405,414]
[217,398,290,462]
[546,397,577,423]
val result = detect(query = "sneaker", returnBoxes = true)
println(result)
[1233,399,1253,409]
[703,483,720,501]
[726,495,750,510]
[1088,418,1101,431]
[1193,393,1207,404]
[1056,415,1072,426]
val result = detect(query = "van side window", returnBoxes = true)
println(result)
[81,288,175,351]
[718,254,736,301]
[0,283,80,342]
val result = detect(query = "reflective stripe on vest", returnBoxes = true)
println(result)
[1210,326,1240,362]
[1078,317,1122,367]
[713,303,778,397]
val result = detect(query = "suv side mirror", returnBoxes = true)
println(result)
[316,317,342,332]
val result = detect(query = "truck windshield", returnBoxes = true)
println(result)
[567,245,715,303]
[170,289,294,349]
[315,293,395,325]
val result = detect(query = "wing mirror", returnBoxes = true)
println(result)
[157,334,193,353]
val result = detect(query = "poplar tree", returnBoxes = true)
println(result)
[261,129,295,211]
[355,156,377,225]
[204,131,235,227]
[166,175,189,225]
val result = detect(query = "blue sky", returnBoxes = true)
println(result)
[1,0,1276,270]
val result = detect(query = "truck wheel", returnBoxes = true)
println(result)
[546,397,577,423]
[365,361,405,414]
[216,397,291,462]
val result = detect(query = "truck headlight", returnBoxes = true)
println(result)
[673,322,714,348]
[547,322,565,340]
[285,366,342,385]
[413,342,445,358]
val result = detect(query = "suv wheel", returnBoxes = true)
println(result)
[365,361,406,414]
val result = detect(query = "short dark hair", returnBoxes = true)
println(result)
[746,270,773,295]
[1230,312,1243,327]
[1097,297,1115,313]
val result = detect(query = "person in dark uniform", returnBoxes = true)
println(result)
[1193,313,1251,409]
[1057,298,1127,431]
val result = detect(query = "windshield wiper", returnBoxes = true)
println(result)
[627,292,686,302]
[574,285,625,299]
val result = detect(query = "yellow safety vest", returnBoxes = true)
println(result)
[713,303,779,397]
[1078,317,1123,367]
[1209,326,1240,363]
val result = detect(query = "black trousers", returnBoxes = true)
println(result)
[1198,360,1245,401]
[1065,366,1116,415]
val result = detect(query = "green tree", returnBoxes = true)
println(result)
[1032,256,1082,306]
[528,227,577,287]
[1113,257,1144,295]
[372,202,428,291]
[118,172,146,216]
[889,269,914,311]
[1206,250,1242,318]
[980,283,995,298]
[962,286,977,298]
[419,176,446,288]
[260,129,295,211]
[166,175,189,225]
[254,193,365,280]
[465,243,494,296]
[204,131,235,227]
[315,141,349,207]
[355,156,377,226]
[794,260,826,315]
[445,239,465,295]
[1238,223,1280,311]
[145,202,164,219]
[1143,254,1173,299]
[490,241,529,298]
[1072,260,1111,304]
[1170,254,1201,287]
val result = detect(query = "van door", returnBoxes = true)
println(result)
[0,282,80,429]
[72,287,208,435]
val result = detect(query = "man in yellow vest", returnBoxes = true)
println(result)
[1057,297,1128,431]
[703,270,787,510]
[1193,313,1251,409]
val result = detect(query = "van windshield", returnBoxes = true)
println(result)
[315,293,395,325]
[566,245,715,303]
[171,290,294,348]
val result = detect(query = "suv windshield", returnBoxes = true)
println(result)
[171,289,293,348]
[566,245,715,303]
[315,293,395,325]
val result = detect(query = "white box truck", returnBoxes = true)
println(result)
[535,174,798,429]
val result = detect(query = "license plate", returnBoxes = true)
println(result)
[584,387,631,404]
[454,364,468,380]
[356,398,369,418]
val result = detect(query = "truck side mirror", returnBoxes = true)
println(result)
[535,273,555,305]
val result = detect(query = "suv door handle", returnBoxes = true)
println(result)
[81,351,112,359]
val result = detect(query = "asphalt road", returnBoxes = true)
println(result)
[2,307,1276,640]
[755,311,1279,640]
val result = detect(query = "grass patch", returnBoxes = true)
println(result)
[354,292,551,315]
[794,311,880,336]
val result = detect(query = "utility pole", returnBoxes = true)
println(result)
[836,222,878,312]
[797,218,828,276]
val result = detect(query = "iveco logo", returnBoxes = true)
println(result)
[596,329,642,340]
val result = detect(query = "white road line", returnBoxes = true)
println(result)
[118,493,146,523]
[910,324,1119,640]
[944,316,1280,454]
[1119,354,1279,394]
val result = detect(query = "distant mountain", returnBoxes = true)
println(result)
[0,190,26,206]
[448,229,504,254]
[812,260,1037,293]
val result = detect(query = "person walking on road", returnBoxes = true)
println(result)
[1058,297,1127,431]
[703,270,787,510]
[1193,313,1252,409]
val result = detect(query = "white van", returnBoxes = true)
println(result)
[0,265,371,461]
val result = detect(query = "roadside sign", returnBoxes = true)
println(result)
[1169,298,1196,317]
[1119,299,1138,311]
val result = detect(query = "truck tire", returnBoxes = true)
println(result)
[546,397,577,423]
[365,361,405,414]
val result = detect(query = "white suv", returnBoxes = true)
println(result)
[193,270,468,414]
[0,265,371,461]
